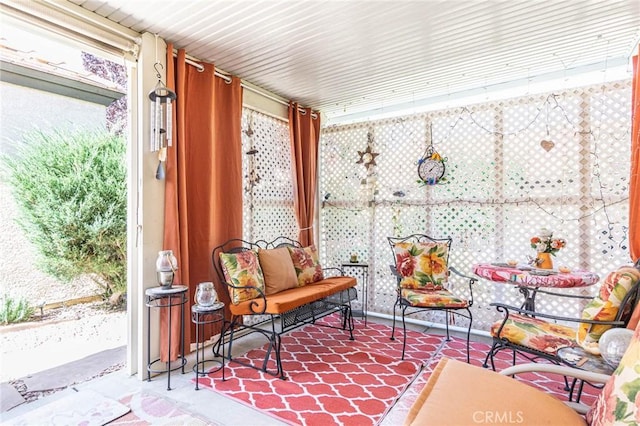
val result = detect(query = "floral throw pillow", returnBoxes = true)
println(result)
[219,250,265,305]
[577,267,640,354]
[393,241,449,290]
[586,322,640,425]
[287,245,324,286]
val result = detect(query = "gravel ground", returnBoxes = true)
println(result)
[0,302,126,382]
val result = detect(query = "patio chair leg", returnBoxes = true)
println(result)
[390,300,398,341]
[345,305,355,340]
[274,334,285,380]
[226,317,239,362]
[482,341,500,370]
[566,377,577,400]
[465,309,472,363]
[575,379,586,403]
[564,376,573,393]
[213,319,229,357]
[444,310,451,341]
[401,306,408,360]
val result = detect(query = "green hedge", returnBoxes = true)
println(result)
[3,129,126,297]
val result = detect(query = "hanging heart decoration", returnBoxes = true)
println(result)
[540,140,555,152]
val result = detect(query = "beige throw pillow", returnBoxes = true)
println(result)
[258,247,299,294]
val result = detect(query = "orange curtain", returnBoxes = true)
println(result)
[160,45,243,361]
[630,50,640,262]
[289,103,321,246]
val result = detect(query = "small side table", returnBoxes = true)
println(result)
[342,263,369,325]
[192,302,226,390]
[145,285,188,391]
[557,346,614,402]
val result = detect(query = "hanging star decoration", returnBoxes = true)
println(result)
[357,145,379,170]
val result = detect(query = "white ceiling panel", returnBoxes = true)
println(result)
[66,0,640,121]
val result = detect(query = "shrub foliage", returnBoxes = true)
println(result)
[0,297,34,325]
[4,129,126,296]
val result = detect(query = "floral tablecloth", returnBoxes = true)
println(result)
[472,263,599,289]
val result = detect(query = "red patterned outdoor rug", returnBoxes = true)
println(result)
[197,316,444,426]
[381,336,601,425]
[199,315,601,425]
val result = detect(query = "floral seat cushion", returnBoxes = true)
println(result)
[490,313,576,354]
[402,288,469,308]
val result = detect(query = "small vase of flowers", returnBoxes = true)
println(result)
[530,228,566,269]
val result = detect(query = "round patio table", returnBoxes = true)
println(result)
[472,263,599,312]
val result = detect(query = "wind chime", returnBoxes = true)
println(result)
[149,36,177,180]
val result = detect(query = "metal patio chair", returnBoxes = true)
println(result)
[388,234,476,361]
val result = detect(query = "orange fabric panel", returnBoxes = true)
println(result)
[631,52,639,261]
[160,45,190,363]
[160,46,243,362]
[289,103,321,246]
[404,358,586,426]
[229,276,356,315]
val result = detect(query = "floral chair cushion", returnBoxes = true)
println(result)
[287,245,324,286]
[394,241,449,290]
[586,322,640,425]
[219,250,265,305]
[402,288,469,308]
[577,267,640,355]
[491,313,576,354]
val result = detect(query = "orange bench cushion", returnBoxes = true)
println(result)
[228,276,356,316]
[404,358,586,426]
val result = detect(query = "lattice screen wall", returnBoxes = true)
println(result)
[242,109,298,243]
[320,81,632,331]
[241,109,298,326]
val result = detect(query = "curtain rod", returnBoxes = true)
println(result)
[173,49,317,119]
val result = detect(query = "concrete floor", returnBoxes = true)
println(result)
[0,315,483,425]
[1,322,285,425]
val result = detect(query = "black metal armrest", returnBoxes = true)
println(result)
[449,266,476,282]
[224,281,267,314]
[489,301,625,327]
[533,288,593,300]
[322,266,345,277]
[389,264,401,279]
[449,266,476,306]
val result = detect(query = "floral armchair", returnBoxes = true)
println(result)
[388,234,476,361]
